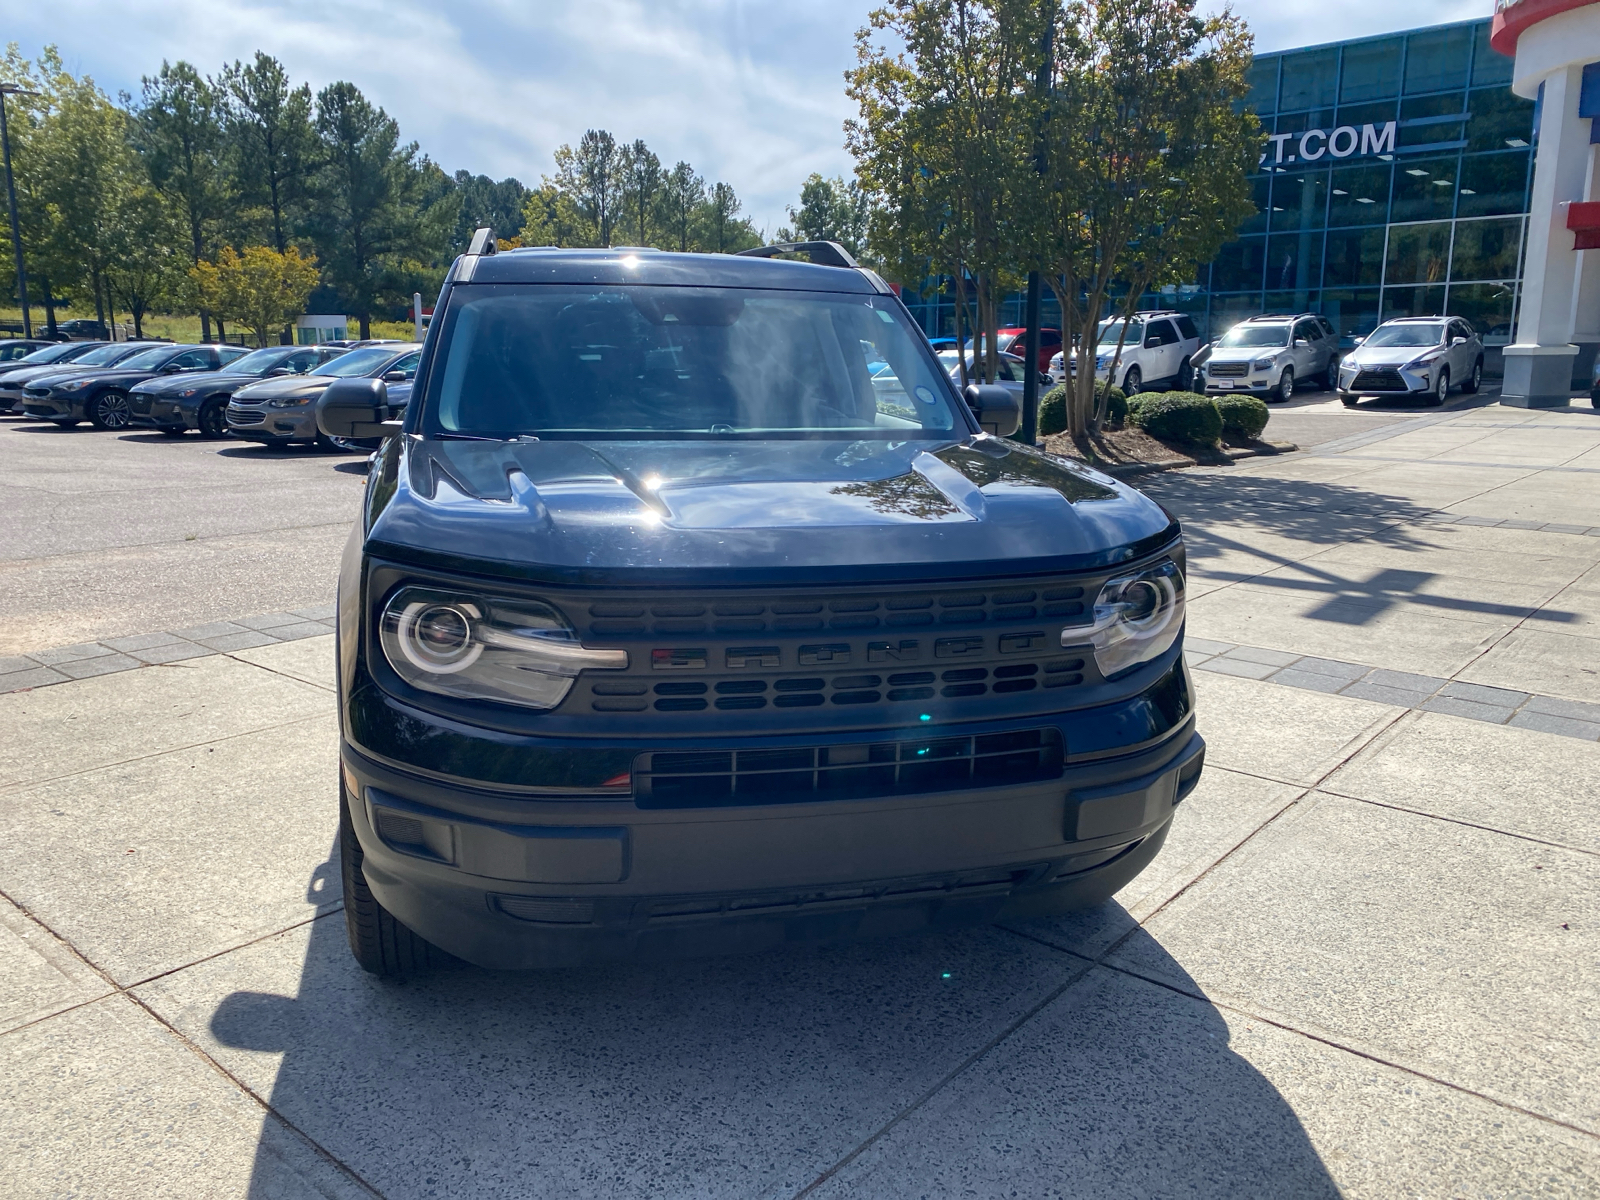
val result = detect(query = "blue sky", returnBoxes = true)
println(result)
[12,0,1490,233]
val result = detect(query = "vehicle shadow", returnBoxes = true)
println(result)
[209,860,1339,1198]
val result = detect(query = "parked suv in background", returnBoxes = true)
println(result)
[1195,313,1341,402]
[1048,311,1201,394]
[21,343,248,429]
[130,344,348,437]
[227,343,421,448]
[1337,317,1483,407]
[316,233,1203,977]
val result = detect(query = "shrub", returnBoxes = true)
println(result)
[1213,393,1270,440]
[1038,384,1068,435]
[1128,390,1223,443]
[1036,382,1127,436]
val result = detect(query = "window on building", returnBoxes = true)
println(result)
[1466,88,1536,152]
[1456,152,1529,217]
[1399,93,1469,149]
[1323,289,1383,342]
[1382,285,1446,319]
[1270,169,1329,232]
[1212,237,1267,293]
[1324,228,1387,286]
[1470,23,1514,88]
[1405,26,1472,95]
[1386,221,1452,285]
[1340,37,1403,103]
[1247,57,1280,115]
[1450,217,1522,281]
[1328,163,1393,225]
[1391,157,1460,223]
[1266,233,1324,293]
[1446,283,1516,343]
[1281,48,1340,111]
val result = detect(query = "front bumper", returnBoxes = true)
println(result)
[1338,363,1434,395]
[129,395,188,429]
[226,402,316,441]
[341,664,1205,970]
[1202,360,1276,393]
[21,395,80,420]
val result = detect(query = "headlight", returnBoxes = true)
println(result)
[268,394,314,407]
[1405,352,1442,369]
[177,387,199,398]
[379,585,628,710]
[58,379,93,391]
[1251,356,1277,371]
[1070,559,1186,679]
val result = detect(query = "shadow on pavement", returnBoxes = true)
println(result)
[207,855,1338,1198]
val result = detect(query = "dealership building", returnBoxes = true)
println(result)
[902,15,1539,363]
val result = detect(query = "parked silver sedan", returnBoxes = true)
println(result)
[1337,317,1484,407]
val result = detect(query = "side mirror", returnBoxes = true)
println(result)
[316,376,396,438]
[383,370,408,383]
[1451,336,1466,346]
[1295,338,1310,347]
[964,383,1021,438]
[160,363,186,374]
[1039,372,1052,387]
[1351,336,1365,346]
[267,366,293,376]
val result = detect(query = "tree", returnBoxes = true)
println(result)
[619,138,660,247]
[219,52,314,254]
[782,173,871,257]
[305,81,449,337]
[191,244,319,347]
[0,46,67,333]
[448,169,527,252]
[520,182,594,247]
[553,129,623,247]
[1040,0,1257,435]
[136,60,229,340]
[659,161,705,252]
[698,180,760,253]
[104,183,186,337]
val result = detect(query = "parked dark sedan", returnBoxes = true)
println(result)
[0,339,53,362]
[21,343,249,429]
[227,343,420,448]
[129,344,348,437]
[0,342,153,414]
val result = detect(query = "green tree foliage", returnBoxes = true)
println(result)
[700,180,761,252]
[305,81,451,337]
[191,244,320,347]
[135,60,229,338]
[619,139,661,247]
[219,52,314,253]
[779,173,870,257]
[448,169,527,253]
[554,129,623,247]
[659,161,705,252]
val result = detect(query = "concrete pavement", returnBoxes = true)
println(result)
[2,403,1598,1197]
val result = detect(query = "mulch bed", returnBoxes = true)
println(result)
[1039,426,1288,474]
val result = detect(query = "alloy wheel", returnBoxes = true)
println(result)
[94,390,131,430]
[198,401,226,439]
[1434,369,1450,406]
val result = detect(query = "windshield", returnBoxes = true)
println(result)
[1095,320,1133,348]
[225,347,299,376]
[1365,323,1445,348]
[21,343,88,364]
[71,343,147,367]
[314,347,402,377]
[116,347,179,370]
[423,285,964,440]
[1217,325,1292,348]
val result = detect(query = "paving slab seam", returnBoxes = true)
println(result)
[1310,788,1600,860]
[1094,956,1600,1145]
[0,882,386,1197]
[0,710,332,797]
[1188,641,1600,740]
[218,647,337,694]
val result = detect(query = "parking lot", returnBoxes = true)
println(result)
[2,397,1598,1197]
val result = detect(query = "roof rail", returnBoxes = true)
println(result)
[736,240,859,269]
[466,227,498,257]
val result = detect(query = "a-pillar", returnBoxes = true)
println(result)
[1503,64,1591,407]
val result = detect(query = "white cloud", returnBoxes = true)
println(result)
[10,0,1494,233]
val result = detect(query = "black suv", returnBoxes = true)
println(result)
[318,235,1204,976]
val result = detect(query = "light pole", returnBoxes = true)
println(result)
[0,84,39,339]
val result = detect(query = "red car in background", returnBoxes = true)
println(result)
[996,327,1062,374]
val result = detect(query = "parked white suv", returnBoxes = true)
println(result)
[1194,313,1342,403]
[1048,311,1201,394]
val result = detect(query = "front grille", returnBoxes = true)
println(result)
[1352,368,1407,392]
[591,656,1086,714]
[24,386,51,400]
[227,406,265,426]
[130,395,153,415]
[645,864,1043,923]
[578,585,1086,638]
[1207,362,1249,377]
[635,726,1063,808]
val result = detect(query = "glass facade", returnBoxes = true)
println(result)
[899,18,1533,350]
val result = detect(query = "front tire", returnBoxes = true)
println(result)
[1322,355,1341,390]
[90,389,131,430]
[1339,392,1360,408]
[1272,367,1294,403]
[1461,358,1482,394]
[197,400,227,439]
[1122,365,1142,395]
[340,780,448,978]
[1176,357,1194,391]
[1431,368,1450,406]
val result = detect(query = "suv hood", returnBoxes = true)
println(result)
[1204,345,1287,363]
[1345,343,1441,368]
[366,435,1178,584]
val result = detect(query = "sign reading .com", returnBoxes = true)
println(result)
[1261,121,1397,165]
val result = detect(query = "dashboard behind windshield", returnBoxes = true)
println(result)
[421,284,964,439]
